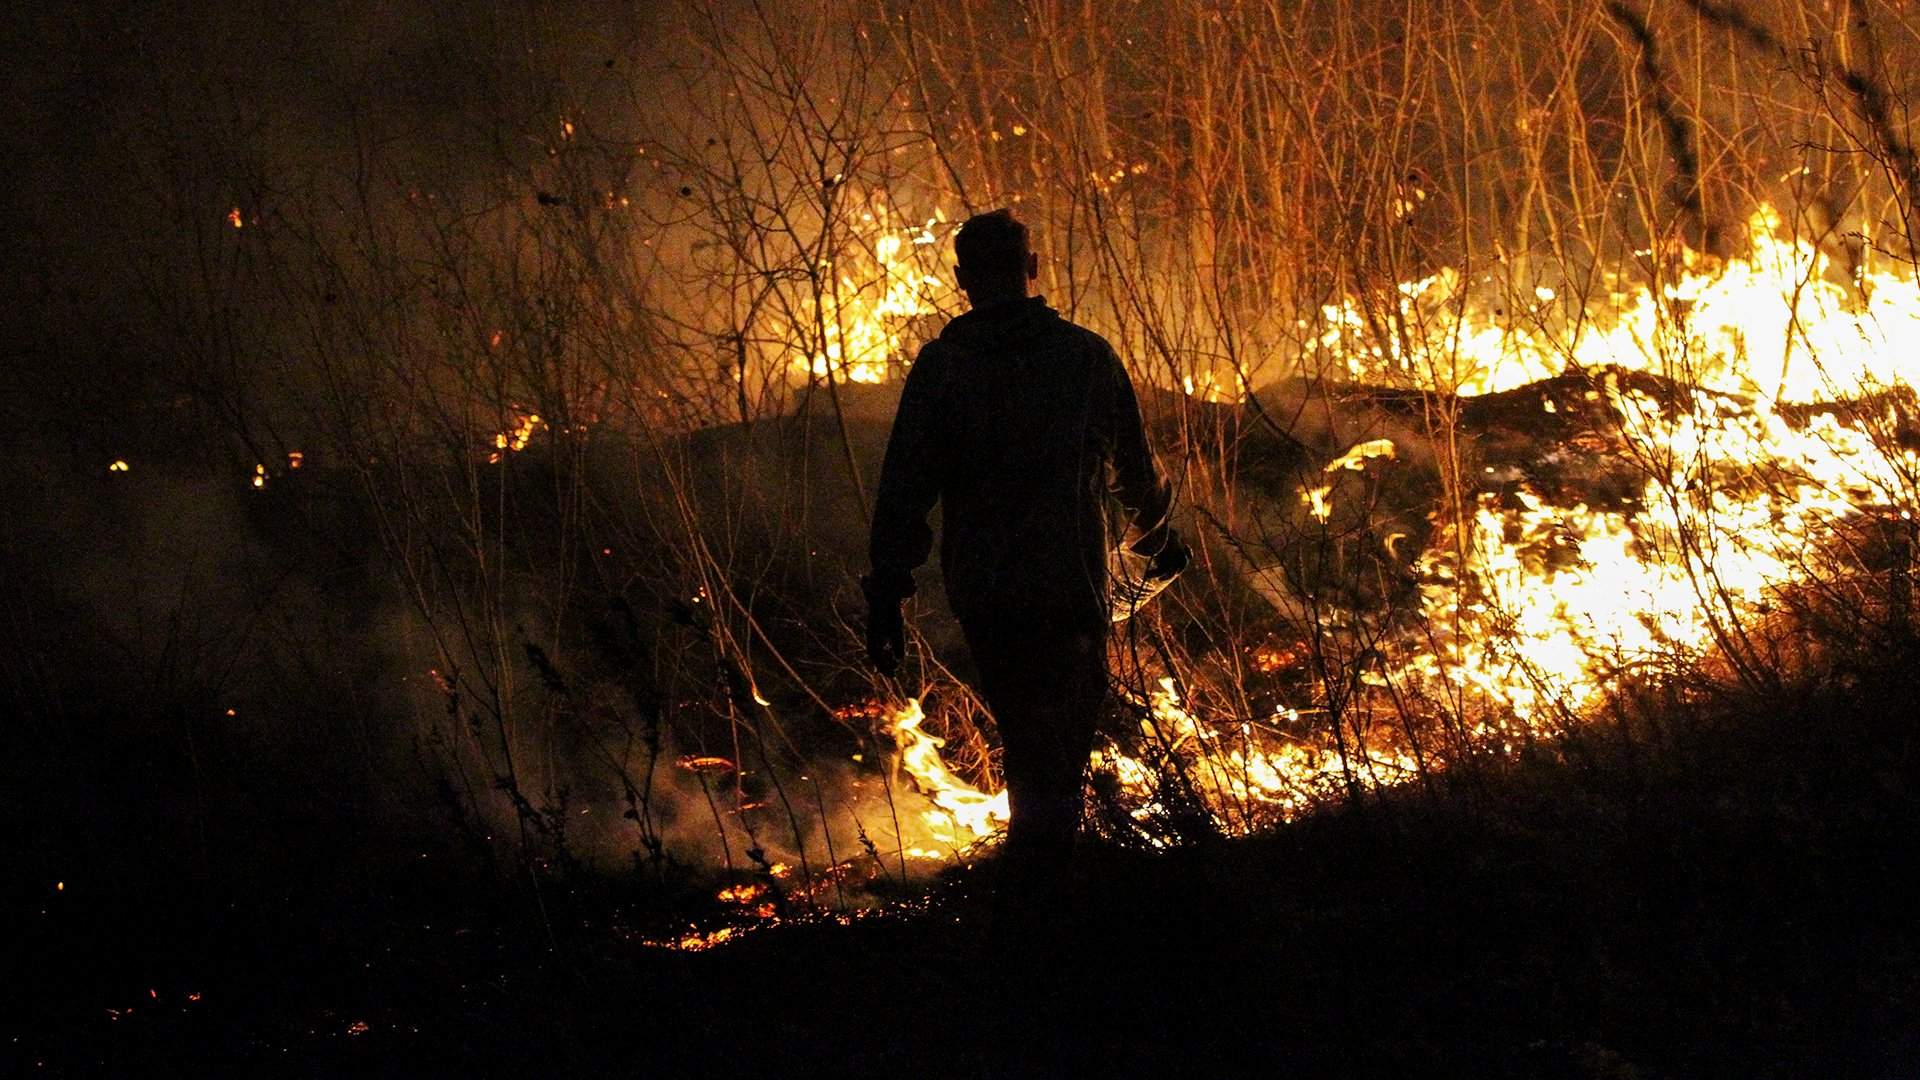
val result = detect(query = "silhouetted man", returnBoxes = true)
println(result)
[863,208,1187,868]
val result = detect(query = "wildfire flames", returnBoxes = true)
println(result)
[392,195,1915,888]
[407,193,1915,946]
[488,410,544,463]
[877,205,1920,845]
[888,699,1011,850]
[785,202,956,386]
[1383,208,1918,725]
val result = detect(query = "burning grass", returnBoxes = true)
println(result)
[12,0,1920,1068]
[32,0,1918,903]
[857,204,1920,869]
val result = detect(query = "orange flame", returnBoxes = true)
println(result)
[882,203,1920,846]
[888,699,1009,845]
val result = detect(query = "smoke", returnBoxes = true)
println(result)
[0,432,444,885]
[12,0,1920,896]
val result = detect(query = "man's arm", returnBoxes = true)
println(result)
[867,343,951,602]
[1105,346,1176,559]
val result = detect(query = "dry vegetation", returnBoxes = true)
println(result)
[7,0,1920,1070]
[214,0,1919,873]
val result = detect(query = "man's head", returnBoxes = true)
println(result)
[953,208,1038,307]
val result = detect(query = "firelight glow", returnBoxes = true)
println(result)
[879,204,1920,845]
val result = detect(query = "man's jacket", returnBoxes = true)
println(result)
[868,296,1172,631]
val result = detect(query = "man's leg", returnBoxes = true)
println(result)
[965,619,1108,862]
[965,617,1109,1012]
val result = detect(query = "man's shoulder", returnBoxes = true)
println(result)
[910,337,964,375]
[1028,313,1111,362]
[1067,325,1125,381]
[900,339,964,402]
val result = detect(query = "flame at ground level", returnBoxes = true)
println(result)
[889,699,1010,846]
[641,205,1919,952]
[882,205,1920,846]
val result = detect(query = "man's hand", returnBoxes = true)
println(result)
[861,574,909,677]
[865,600,905,677]
[1147,530,1191,582]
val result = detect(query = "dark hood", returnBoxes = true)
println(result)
[936,295,1062,353]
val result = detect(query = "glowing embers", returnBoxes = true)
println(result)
[242,452,310,489]
[715,882,777,920]
[1248,639,1305,674]
[1302,437,1398,522]
[488,409,544,463]
[639,905,895,953]
[661,925,739,952]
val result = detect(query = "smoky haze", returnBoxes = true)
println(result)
[8,0,1920,896]
[3,0,980,890]
[3,1,670,441]
[0,1,737,881]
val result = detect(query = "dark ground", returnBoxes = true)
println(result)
[11,667,1920,1079]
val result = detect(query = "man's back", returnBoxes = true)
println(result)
[869,295,1169,631]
